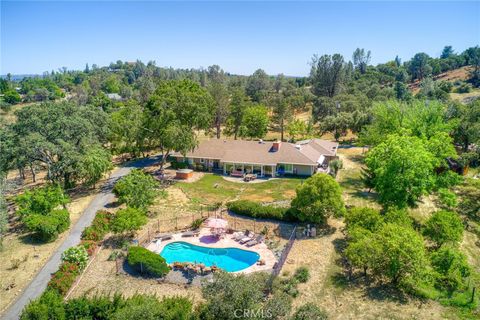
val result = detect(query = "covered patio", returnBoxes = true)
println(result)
[223,162,277,177]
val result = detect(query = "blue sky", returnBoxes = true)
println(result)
[1,1,479,76]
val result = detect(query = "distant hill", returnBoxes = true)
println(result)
[408,66,473,94]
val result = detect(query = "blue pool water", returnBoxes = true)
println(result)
[160,241,260,272]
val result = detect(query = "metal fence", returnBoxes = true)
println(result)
[272,225,297,277]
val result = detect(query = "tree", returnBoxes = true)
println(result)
[287,119,308,142]
[365,134,437,208]
[201,272,266,320]
[16,185,69,217]
[3,90,21,104]
[441,46,455,59]
[5,102,109,188]
[271,93,292,141]
[113,169,158,209]
[0,174,8,249]
[310,54,348,97]
[23,209,70,242]
[344,207,383,232]
[78,146,112,188]
[320,112,352,141]
[109,102,145,157]
[239,105,269,139]
[408,53,432,81]
[430,245,471,292]
[424,210,464,247]
[290,173,346,224]
[143,80,214,171]
[451,100,480,151]
[246,69,271,102]
[208,80,230,139]
[353,48,371,74]
[224,89,249,140]
[111,207,147,235]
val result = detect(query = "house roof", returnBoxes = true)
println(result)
[179,139,338,166]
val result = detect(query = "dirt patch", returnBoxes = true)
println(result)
[283,218,447,319]
[68,247,202,302]
[0,192,95,313]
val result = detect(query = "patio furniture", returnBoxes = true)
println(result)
[159,235,173,241]
[230,170,244,177]
[245,235,265,247]
[239,232,255,244]
[232,231,245,241]
[182,230,200,237]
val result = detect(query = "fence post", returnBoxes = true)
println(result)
[254,220,256,233]
[157,219,160,232]
[175,217,178,230]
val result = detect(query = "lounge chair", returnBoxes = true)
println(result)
[233,231,246,241]
[159,235,173,241]
[182,230,200,237]
[245,235,264,247]
[239,233,255,244]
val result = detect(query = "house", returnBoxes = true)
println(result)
[174,139,339,177]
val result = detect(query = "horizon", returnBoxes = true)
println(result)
[1,1,479,76]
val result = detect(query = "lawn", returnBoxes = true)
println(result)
[177,173,303,205]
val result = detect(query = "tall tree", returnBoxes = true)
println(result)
[245,69,271,102]
[310,54,347,97]
[353,48,371,74]
[239,105,269,139]
[408,53,432,81]
[143,80,215,171]
[271,93,292,141]
[440,46,455,59]
[207,66,230,139]
[224,89,249,140]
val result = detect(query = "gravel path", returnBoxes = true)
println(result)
[1,156,160,320]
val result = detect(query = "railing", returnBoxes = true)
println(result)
[267,225,297,291]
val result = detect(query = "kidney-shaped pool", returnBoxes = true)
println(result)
[160,241,260,272]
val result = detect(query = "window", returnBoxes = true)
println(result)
[200,158,204,163]
[285,164,293,173]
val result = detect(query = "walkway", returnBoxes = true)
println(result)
[1,155,160,320]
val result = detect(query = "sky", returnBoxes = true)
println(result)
[1,1,479,76]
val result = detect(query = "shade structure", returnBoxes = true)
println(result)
[207,218,228,229]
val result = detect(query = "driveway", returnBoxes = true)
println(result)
[1,155,161,320]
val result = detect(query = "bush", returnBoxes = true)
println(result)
[112,295,193,320]
[293,266,310,283]
[113,169,158,209]
[424,210,464,247]
[344,207,383,232]
[227,200,292,221]
[290,173,346,224]
[80,240,97,256]
[81,210,114,241]
[127,246,170,277]
[16,185,69,217]
[23,209,70,242]
[47,262,80,295]
[170,160,188,170]
[191,218,205,230]
[111,207,147,235]
[437,188,458,209]
[20,290,65,320]
[62,246,89,270]
[292,303,328,320]
[431,245,471,293]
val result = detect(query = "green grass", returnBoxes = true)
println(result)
[177,174,303,205]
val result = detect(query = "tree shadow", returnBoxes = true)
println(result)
[105,201,121,209]
[365,283,410,304]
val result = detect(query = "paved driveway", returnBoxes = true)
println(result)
[2,155,160,320]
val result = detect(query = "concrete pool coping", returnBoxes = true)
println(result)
[146,228,277,274]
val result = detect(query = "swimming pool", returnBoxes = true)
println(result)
[160,241,260,272]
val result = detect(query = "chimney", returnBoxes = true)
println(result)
[272,140,281,152]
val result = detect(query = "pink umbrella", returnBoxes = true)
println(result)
[207,218,228,229]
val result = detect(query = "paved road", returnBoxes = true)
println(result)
[2,156,160,320]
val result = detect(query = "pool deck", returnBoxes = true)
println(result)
[146,228,276,274]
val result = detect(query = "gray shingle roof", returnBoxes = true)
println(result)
[179,139,338,166]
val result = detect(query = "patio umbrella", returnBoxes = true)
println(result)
[207,218,228,229]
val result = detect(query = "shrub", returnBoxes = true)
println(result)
[111,295,194,320]
[293,266,310,283]
[344,207,383,232]
[81,210,114,241]
[113,169,158,209]
[290,173,346,224]
[424,210,464,247]
[383,208,413,227]
[127,246,169,277]
[191,218,205,230]
[23,209,70,242]
[80,240,97,256]
[328,159,343,177]
[292,303,328,320]
[47,262,80,295]
[170,160,188,170]
[62,246,89,270]
[20,289,65,320]
[437,188,458,209]
[16,185,69,217]
[111,207,147,235]
[431,245,471,293]
[227,200,291,221]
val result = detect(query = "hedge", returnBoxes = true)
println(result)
[81,210,114,241]
[127,246,170,277]
[47,262,80,296]
[227,200,296,221]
